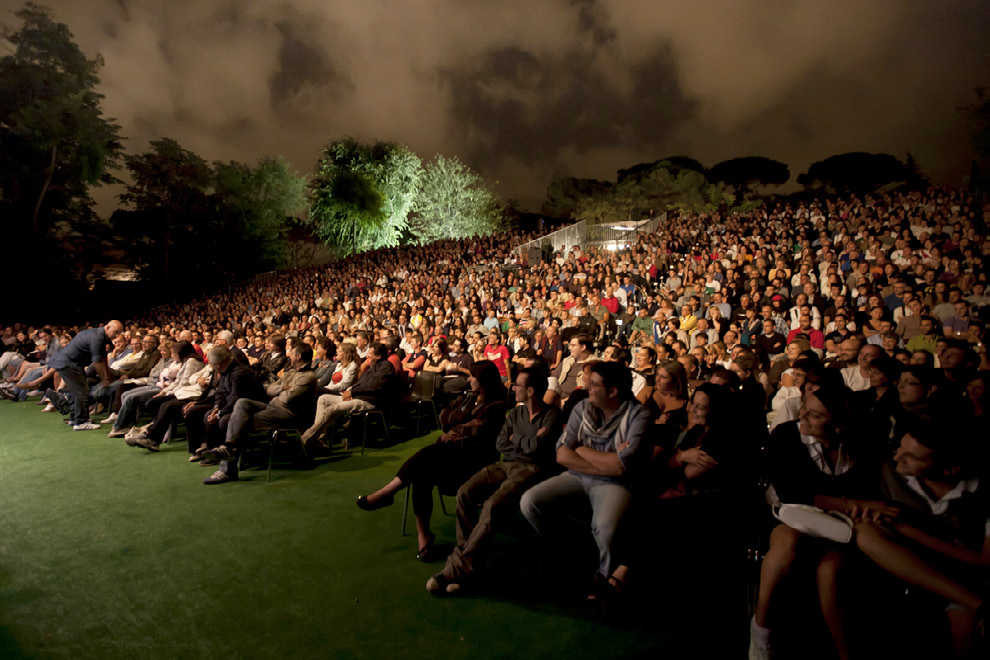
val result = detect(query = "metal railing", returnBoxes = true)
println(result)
[513,221,587,256]
[513,212,666,256]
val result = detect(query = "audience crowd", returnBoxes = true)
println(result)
[3,187,989,659]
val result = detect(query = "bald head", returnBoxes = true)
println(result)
[104,320,124,339]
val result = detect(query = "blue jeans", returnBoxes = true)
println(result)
[114,385,160,430]
[520,471,633,577]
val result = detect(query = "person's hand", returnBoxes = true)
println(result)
[848,500,899,523]
[342,390,352,402]
[182,402,195,415]
[676,448,717,470]
[206,408,219,423]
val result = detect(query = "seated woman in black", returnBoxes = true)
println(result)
[356,360,507,561]
[851,354,902,446]
[654,382,747,502]
[750,382,889,660]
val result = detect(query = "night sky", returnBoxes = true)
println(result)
[11,0,989,213]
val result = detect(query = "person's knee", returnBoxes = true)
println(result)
[767,524,802,564]
[519,487,539,523]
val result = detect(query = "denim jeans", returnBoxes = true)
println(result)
[520,471,633,577]
[114,385,161,430]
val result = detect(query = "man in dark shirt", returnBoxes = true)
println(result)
[182,345,264,456]
[427,366,562,596]
[753,319,786,363]
[202,343,318,483]
[299,342,399,445]
[47,320,123,430]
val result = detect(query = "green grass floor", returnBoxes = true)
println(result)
[0,399,736,659]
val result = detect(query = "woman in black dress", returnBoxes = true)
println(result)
[356,360,507,561]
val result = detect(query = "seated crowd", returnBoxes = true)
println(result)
[2,187,989,658]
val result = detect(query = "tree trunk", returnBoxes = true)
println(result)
[33,142,58,233]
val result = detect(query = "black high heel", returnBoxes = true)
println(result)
[416,533,437,562]
[356,493,394,511]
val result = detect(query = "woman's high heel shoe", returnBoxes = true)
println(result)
[356,493,394,511]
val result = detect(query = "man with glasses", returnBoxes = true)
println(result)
[427,367,561,597]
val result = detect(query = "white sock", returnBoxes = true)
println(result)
[750,617,771,647]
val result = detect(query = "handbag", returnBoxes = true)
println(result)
[774,503,854,543]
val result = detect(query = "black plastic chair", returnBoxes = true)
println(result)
[237,428,312,482]
[402,371,441,437]
[400,484,453,535]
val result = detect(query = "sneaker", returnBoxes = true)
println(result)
[203,467,238,485]
[426,573,449,597]
[107,428,129,439]
[101,413,118,425]
[203,444,238,459]
[42,403,56,412]
[73,422,101,431]
[748,618,773,660]
[0,388,15,401]
[134,436,160,452]
[27,390,42,397]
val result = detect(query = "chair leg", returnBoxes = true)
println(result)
[430,402,440,432]
[439,490,448,516]
[361,414,368,456]
[414,402,421,437]
[267,431,277,483]
[401,486,411,536]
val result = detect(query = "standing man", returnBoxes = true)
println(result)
[47,320,123,430]
[427,367,562,596]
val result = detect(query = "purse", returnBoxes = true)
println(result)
[774,503,854,543]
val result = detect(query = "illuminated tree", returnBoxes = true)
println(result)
[309,138,421,255]
[410,155,503,243]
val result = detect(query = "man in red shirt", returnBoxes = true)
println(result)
[786,313,825,350]
[601,286,620,316]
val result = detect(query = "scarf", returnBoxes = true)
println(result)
[577,399,635,451]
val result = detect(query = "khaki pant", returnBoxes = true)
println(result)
[442,461,542,581]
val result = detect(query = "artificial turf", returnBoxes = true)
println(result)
[0,399,730,659]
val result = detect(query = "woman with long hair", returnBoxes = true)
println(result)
[356,361,507,561]
[751,383,887,660]
[321,342,359,393]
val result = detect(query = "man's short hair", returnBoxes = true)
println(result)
[518,366,549,398]
[573,334,593,351]
[216,330,235,345]
[295,344,314,364]
[589,361,634,401]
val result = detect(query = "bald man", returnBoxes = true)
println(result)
[47,320,123,430]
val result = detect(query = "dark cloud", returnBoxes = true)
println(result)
[269,19,354,118]
[443,41,696,167]
[13,0,988,213]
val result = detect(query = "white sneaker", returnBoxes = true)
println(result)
[42,403,56,412]
[101,413,118,425]
[73,422,101,431]
[748,618,773,660]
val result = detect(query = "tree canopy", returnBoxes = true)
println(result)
[797,152,908,194]
[116,138,305,286]
[410,155,504,243]
[308,138,421,256]
[707,157,790,192]
[0,2,123,234]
